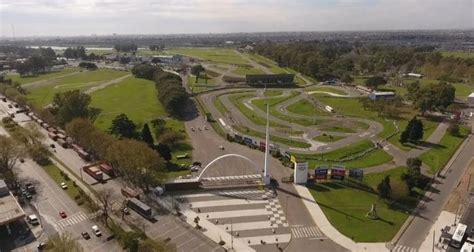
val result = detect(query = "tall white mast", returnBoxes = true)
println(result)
[263,102,271,185]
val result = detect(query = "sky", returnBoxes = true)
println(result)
[0,0,472,37]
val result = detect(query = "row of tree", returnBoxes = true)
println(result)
[66,118,166,192]
[254,41,473,82]
[406,81,455,113]
[132,64,189,117]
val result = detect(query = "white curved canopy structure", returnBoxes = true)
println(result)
[197,154,259,181]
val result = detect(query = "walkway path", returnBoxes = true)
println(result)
[22,71,81,89]
[84,74,131,94]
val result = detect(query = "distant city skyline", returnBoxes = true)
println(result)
[0,0,472,37]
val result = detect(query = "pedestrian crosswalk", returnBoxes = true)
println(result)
[55,212,88,230]
[391,245,418,252]
[290,226,323,239]
[202,174,262,181]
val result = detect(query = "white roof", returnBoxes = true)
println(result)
[372,91,395,95]
[468,92,474,98]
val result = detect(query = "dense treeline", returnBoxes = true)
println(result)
[78,61,98,70]
[114,44,138,53]
[132,64,189,117]
[66,118,166,192]
[254,41,474,82]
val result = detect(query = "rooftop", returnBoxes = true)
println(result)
[468,92,474,98]
[0,192,26,226]
[372,91,395,95]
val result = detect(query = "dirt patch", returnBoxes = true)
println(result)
[444,159,474,213]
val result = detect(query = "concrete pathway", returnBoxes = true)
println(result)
[418,210,456,251]
[22,71,81,89]
[84,74,131,94]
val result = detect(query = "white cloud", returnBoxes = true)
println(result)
[0,0,471,36]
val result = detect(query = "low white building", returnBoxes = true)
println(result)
[468,92,474,106]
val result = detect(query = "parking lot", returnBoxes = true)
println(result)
[123,209,224,252]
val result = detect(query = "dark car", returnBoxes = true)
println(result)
[24,193,32,200]
[81,232,90,240]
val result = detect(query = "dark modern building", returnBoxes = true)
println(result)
[246,74,295,86]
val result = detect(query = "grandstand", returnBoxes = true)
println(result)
[246,74,295,86]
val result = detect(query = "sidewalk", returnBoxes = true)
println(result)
[419,210,456,251]
[294,185,389,252]
[172,198,255,252]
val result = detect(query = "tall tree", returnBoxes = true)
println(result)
[109,114,137,139]
[191,65,205,83]
[141,123,154,146]
[97,188,114,225]
[0,136,25,186]
[377,175,391,200]
[156,143,172,162]
[45,233,83,252]
[51,90,99,127]
[365,76,387,90]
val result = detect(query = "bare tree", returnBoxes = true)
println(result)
[0,136,25,186]
[46,232,83,252]
[97,188,114,226]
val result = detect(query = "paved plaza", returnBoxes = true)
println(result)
[175,188,327,249]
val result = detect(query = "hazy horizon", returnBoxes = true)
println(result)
[1,0,473,37]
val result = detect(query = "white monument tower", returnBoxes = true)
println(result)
[263,102,271,185]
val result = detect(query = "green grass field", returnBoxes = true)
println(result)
[313,134,345,142]
[90,75,185,134]
[8,68,79,85]
[228,93,289,128]
[441,51,474,59]
[308,182,409,242]
[187,75,218,93]
[286,98,328,117]
[294,140,393,168]
[232,65,265,75]
[389,119,440,151]
[167,48,249,65]
[419,126,470,173]
[26,69,128,108]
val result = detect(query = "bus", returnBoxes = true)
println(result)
[127,198,152,219]
[451,223,467,248]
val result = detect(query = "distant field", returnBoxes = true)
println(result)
[232,65,265,75]
[167,48,249,65]
[441,51,474,59]
[26,69,128,108]
[8,68,79,85]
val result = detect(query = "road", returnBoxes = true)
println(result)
[396,122,474,249]
[0,120,120,251]
[184,109,347,251]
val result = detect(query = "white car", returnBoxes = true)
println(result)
[60,182,68,189]
[190,166,199,172]
[91,225,102,236]
[26,214,39,226]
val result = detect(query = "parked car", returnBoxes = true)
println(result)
[59,211,67,218]
[81,232,90,240]
[60,182,68,189]
[37,242,46,250]
[25,183,36,194]
[92,225,102,237]
[26,215,39,226]
[123,207,130,215]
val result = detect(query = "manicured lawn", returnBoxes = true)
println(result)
[313,134,345,142]
[228,93,289,128]
[286,98,327,116]
[308,182,409,242]
[453,83,474,99]
[389,119,440,151]
[26,69,128,108]
[363,166,407,188]
[167,48,249,65]
[246,53,288,74]
[263,90,283,97]
[8,68,79,85]
[90,75,175,131]
[232,65,265,75]
[294,140,393,168]
[187,75,217,93]
[441,51,474,59]
[42,164,81,200]
[419,126,470,173]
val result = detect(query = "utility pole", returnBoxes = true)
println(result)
[432,230,435,252]
[231,219,234,250]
